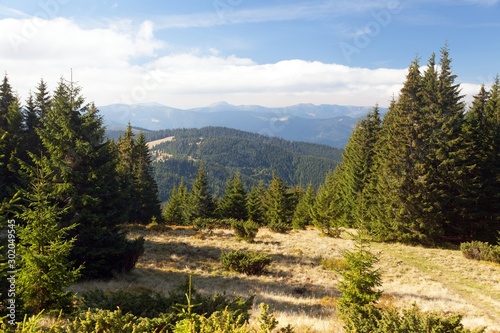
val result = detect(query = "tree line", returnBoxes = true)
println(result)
[321,46,499,244]
[0,76,161,313]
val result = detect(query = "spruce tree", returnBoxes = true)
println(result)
[17,164,81,313]
[36,79,141,279]
[246,180,265,225]
[292,183,315,230]
[189,163,215,220]
[310,171,342,236]
[163,180,190,225]
[0,75,24,201]
[332,106,381,228]
[218,172,248,220]
[263,173,293,232]
[131,132,161,223]
[460,83,500,242]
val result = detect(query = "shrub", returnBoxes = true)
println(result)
[268,221,291,233]
[220,250,272,275]
[320,257,348,272]
[232,220,259,243]
[460,241,500,264]
[79,278,254,323]
[377,305,486,333]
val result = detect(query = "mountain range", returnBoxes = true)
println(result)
[99,102,384,147]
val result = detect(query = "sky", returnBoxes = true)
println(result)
[0,0,499,109]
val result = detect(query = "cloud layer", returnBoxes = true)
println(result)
[0,17,481,108]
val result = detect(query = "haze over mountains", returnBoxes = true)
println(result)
[100,102,385,147]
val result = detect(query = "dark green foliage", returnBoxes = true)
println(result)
[310,171,343,237]
[189,163,216,220]
[292,183,315,230]
[79,280,254,326]
[163,181,190,225]
[338,236,382,333]
[263,174,294,232]
[116,125,161,224]
[231,219,259,242]
[148,127,341,201]
[377,305,485,333]
[460,241,500,264]
[218,172,248,220]
[17,166,81,314]
[246,181,266,225]
[220,250,272,275]
[331,106,381,228]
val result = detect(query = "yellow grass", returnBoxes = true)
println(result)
[71,226,500,333]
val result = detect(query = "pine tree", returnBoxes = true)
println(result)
[246,180,265,225]
[460,83,500,242]
[338,235,382,333]
[131,131,161,223]
[189,163,215,220]
[310,171,342,236]
[429,46,466,241]
[218,172,248,220]
[292,183,315,230]
[163,180,190,225]
[36,79,142,279]
[332,106,381,228]
[0,75,24,201]
[17,164,81,313]
[263,173,293,232]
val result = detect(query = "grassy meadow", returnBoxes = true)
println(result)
[71,225,500,333]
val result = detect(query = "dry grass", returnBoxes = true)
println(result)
[71,226,500,333]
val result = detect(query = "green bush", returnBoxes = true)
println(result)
[232,219,259,243]
[460,241,500,264]
[268,221,291,233]
[220,250,272,275]
[377,305,486,333]
[79,278,254,323]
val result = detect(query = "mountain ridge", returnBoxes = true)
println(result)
[100,102,385,147]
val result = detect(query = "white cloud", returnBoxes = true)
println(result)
[0,17,481,109]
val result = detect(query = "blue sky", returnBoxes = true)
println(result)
[1,0,499,108]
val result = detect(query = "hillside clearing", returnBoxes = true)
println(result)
[72,226,500,332]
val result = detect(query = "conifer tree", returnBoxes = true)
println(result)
[36,79,141,279]
[292,183,315,230]
[131,131,161,223]
[310,171,342,236]
[218,172,248,220]
[246,180,265,225]
[332,106,381,228]
[17,164,81,313]
[460,83,500,242]
[0,75,24,201]
[163,180,190,225]
[189,163,215,220]
[263,173,293,231]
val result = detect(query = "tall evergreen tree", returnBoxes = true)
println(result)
[163,180,190,225]
[189,163,215,220]
[17,164,81,313]
[292,183,315,230]
[131,131,161,223]
[310,171,342,236]
[332,106,381,228]
[0,75,24,201]
[460,82,500,242]
[36,79,142,279]
[246,180,265,225]
[218,172,248,220]
[263,173,293,231]
[430,46,467,241]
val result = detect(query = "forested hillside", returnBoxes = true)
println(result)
[146,127,342,201]
[319,47,500,244]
